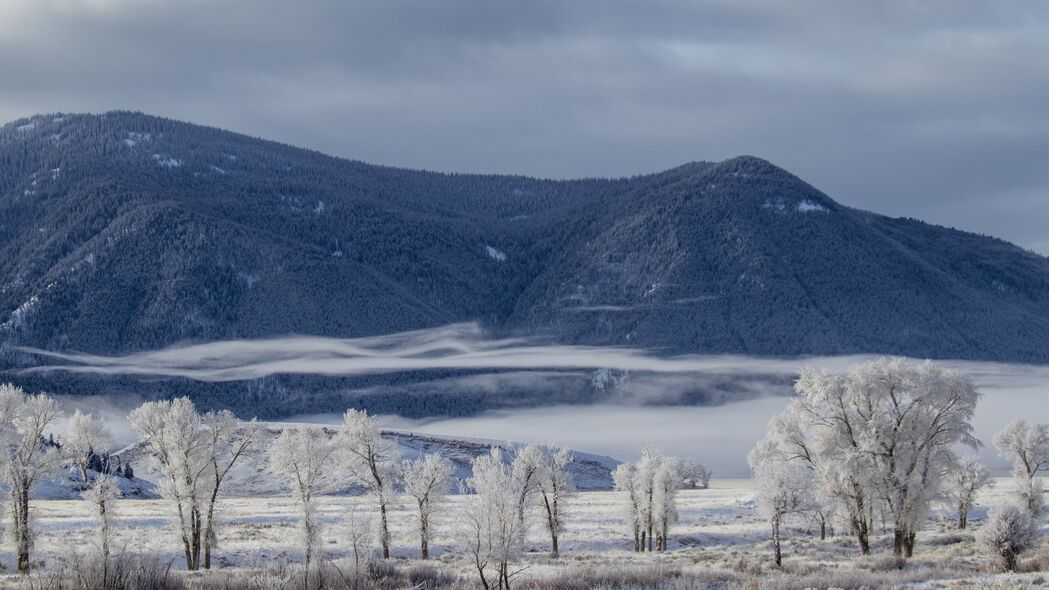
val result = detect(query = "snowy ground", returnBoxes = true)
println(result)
[5,478,1049,588]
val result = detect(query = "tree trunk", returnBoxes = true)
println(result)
[893,528,905,557]
[17,486,31,573]
[855,518,870,555]
[379,500,391,559]
[905,531,916,558]
[420,514,429,559]
[819,519,827,540]
[543,493,560,557]
[640,530,646,553]
[958,502,968,529]
[772,515,782,566]
[204,486,220,569]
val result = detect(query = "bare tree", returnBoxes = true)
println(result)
[402,452,453,559]
[679,459,712,489]
[0,383,63,573]
[994,420,1049,516]
[612,463,642,552]
[652,456,681,551]
[64,409,113,487]
[268,427,338,589]
[749,438,814,566]
[129,398,255,570]
[336,410,398,559]
[537,446,575,557]
[341,505,374,586]
[82,473,120,578]
[947,456,991,529]
[510,444,543,544]
[782,358,980,557]
[460,448,527,589]
[129,398,209,570]
[201,411,258,569]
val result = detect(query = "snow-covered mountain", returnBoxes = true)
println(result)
[3,112,1049,418]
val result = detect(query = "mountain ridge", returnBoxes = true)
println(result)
[2,111,1048,416]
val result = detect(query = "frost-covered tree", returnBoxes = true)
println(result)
[779,358,980,557]
[342,505,373,584]
[537,446,575,556]
[947,456,991,529]
[402,452,453,559]
[129,398,208,570]
[510,444,544,543]
[268,427,337,588]
[612,446,680,553]
[64,409,113,486]
[652,456,681,551]
[749,438,814,565]
[336,409,398,559]
[82,473,120,570]
[679,459,712,489]
[460,448,526,590]
[979,502,1040,572]
[612,463,642,552]
[993,420,1049,516]
[0,384,63,573]
[129,398,255,571]
[635,446,661,552]
[200,411,258,569]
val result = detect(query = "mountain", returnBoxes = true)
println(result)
[2,112,1048,416]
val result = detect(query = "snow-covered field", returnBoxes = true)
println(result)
[5,478,1049,588]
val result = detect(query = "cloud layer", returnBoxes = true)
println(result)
[19,322,862,381]
[1,1,1047,252]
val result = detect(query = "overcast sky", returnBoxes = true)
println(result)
[1,1,1047,253]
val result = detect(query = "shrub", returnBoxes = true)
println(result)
[978,503,1041,572]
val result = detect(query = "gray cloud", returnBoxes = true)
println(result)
[1,1,1047,252]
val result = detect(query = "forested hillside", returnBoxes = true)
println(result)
[2,112,1047,416]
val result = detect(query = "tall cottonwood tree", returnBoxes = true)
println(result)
[129,398,256,570]
[268,427,338,589]
[994,420,1049,516]
[0,384,63,573]
[337,410,398,559]
[769,358,980,557]
[402,452,454,559]
[537,446,575,556]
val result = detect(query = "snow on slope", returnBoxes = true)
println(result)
[34,467,159,501]
[110,423,619,498]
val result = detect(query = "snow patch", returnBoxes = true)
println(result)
[209,165,228,175]
[152,153,183,168]
[485,245,507,262]
[124,132,152,147]
[313,201,325,215]
[761,198,787,212]
[16,122,35,133]
[797,200,828,213]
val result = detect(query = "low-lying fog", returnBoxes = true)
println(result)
[23,324,1049,478]
[287,360,1049,478]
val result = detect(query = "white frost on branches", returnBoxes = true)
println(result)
[336,409,398,559]
[402,452,453,559]
[993,420,1049,516]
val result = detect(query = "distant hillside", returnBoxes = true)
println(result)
[2,112,1048,416]
[109,424,620,497]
